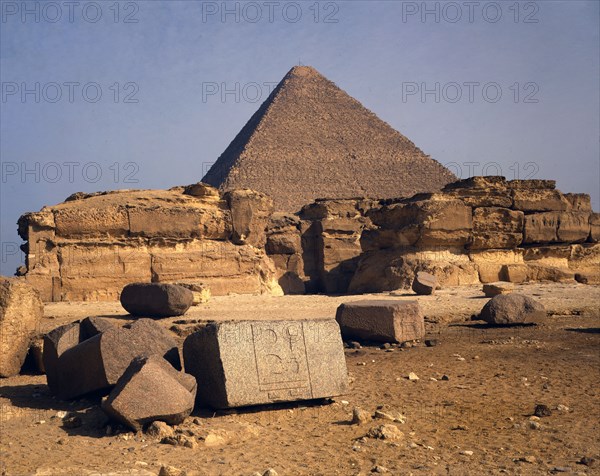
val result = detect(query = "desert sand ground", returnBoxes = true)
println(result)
[1,283,599,476]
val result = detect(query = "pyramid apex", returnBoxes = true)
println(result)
[287,65,321,78]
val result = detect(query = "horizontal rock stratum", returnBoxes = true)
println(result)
[17,185,282,301]
[16,176,599,300]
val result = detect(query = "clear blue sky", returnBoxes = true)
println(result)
[1,0,599,275]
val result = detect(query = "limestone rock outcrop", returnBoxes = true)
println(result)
[344,177,598,294]
[17,176,598,299]
[18,185,281,302]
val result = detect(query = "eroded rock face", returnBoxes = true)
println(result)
[17,187,281,301]
[0,278,44,377]
[348,248,479,294]
[471,207,523,249]
[225,189,273,247]
[367,197,472,249]
[479,294,546,325]
[101,356,196,431]
[120,283,193,318]
[299,199,374,294]
[344,178,597,294]
[524,212,591,244]
[16,176,598,299]
[265,213,305,294]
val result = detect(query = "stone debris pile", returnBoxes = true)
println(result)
[43,318,181,400]
[32,314,350,431]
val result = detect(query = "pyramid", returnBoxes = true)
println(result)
[202,66,457,212]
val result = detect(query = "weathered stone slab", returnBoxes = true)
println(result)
[266,233,302,255]
[503,264,529,283]
[443,176,507,190]
[335,300,424,343]
[507,179,556,190]
[80,316,116,339]
[128,206,230,240]
[120,283,193,318]
[502,264,574,283]
[412,272,437,295]
[526,264,574,282]
[183,182,220,200]
[556,212,591,243]
[479,294,546,325]
[445,189,513,208]
[54,206,129,237]
[564,193,592,212]
[149,241,278,296]
[482,282,514,297]
[57,243,152,300]
[50,319,181,399]
[102,356,196,431]
[524,212,560,244]
[300,199,363,220]
[367,199,472,249]
[414,200,472,248]
[0,278,44,377]
[512,189,569,212]
[524,212,591,244]
[183,319,348,409]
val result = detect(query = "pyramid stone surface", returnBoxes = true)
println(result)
[203,66,456,212]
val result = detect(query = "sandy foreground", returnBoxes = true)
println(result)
[1,283,599,475]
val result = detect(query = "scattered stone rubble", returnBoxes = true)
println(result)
[0,311,350,433]
[44,318,181,399]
